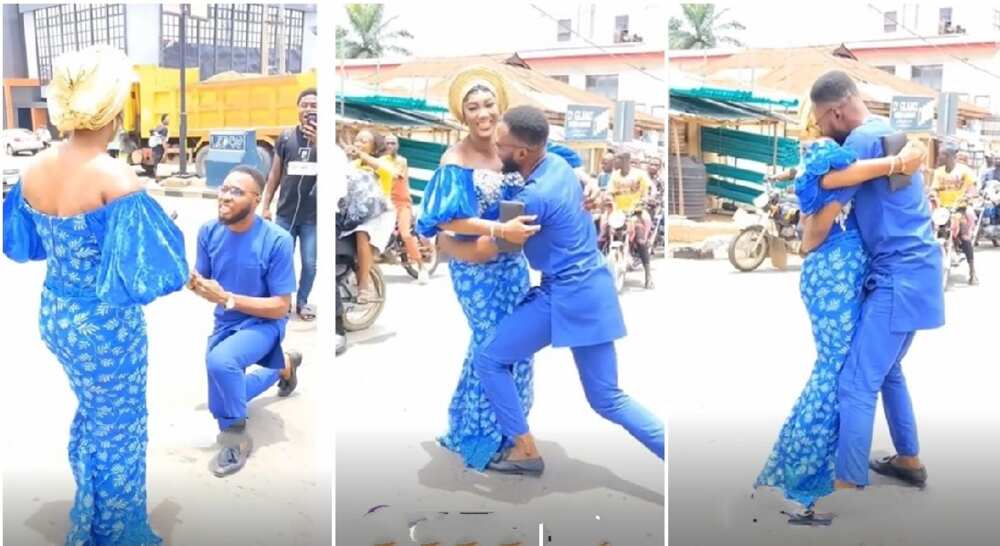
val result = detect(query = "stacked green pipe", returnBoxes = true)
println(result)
[701,126,800,167]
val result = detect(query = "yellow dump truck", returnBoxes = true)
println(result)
[123,65,316,176]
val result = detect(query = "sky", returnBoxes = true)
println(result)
[667,2,998,49]
[341,1,668,58]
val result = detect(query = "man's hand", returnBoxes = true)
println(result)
[189,271,229,305]
[302,122,317,145]
[500,215,540,244]
[583,182,602,212]
[262,206,273,221]
[897,140,927,175]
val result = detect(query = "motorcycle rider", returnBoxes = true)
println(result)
[981,155,999,187]
[345,130,398,304]
[384,134,428,284]
[932,146,978,285]
[597,151,615,190]
[608,151,654,289]
[646,156,665,202]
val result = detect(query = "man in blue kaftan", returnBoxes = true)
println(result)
[189,165,304,477]
[458,106,664,475]
[811,71,945,490]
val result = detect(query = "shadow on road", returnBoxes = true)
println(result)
[416,441,663,507]
[24,498,182,545]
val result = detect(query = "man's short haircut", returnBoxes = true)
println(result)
[229,164,266,192]
[298,87,317,104]
[502,105,549,147]
[810,70,859,105]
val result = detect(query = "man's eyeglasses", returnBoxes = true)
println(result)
[219,185,257,198]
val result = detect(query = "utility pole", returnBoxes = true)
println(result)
[178,3,190,176]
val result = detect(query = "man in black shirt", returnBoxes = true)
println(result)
[262,88,318,321]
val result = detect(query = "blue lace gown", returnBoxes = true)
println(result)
[416,166,535,470]
[754,140,868,509]
[3,182,188,545]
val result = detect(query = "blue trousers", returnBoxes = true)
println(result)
[276,216,317,308]
[472,288,665,459]
[837,285,920,485]
[206,322,283,430]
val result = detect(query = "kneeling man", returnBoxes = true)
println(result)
[189,165,303,477]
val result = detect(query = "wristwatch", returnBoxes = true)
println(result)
[224,294,236,311]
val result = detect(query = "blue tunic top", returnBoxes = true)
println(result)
[520,152,627,347]
[795,139,860,238]
[195,216,296,368]
[834,117,945,332]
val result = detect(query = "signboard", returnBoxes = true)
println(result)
[210,133,250,151]
[565,105,609,142]
[890,96,935,132]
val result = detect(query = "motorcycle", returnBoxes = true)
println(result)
[604,209,631,293]
[932,205,958,291]
[974,180,1000,247]
[728,181,802,272]
[378,223,441,279]
[336,230,386,332]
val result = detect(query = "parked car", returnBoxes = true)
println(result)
[35,127,53,148]
[3,168,19,200]
[3,128,45,156]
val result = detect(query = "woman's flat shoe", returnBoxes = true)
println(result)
[869,455,927,487]
[782,510,834,526]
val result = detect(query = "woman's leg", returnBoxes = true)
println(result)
[356,231,374,294]
[959,237,976,283]
[396,205,423,264]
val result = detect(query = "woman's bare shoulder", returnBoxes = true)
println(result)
[440,144,463,166]
[90,156,144,200]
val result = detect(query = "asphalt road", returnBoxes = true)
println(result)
[663,248,1000,546]
[1,194,331,546]
[337,256,667,545]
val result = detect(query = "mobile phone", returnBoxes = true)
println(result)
[496,200,526,253]
[305,112,317,128]
[882,132,912,192]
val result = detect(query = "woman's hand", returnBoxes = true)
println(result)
[499,215,540,244]
[897,140,927,175]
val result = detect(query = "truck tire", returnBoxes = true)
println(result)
[257,143,273,176]
[194,145,210,177]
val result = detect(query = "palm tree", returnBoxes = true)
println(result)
[337,4,414,59]
[669,4,746,50]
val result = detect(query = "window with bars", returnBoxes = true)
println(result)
[884,10,898,32]
[911,64,943,91]
[557,19,571,42]
[33,4,127,83]
[162,4,303,78]
[586,74,619,101]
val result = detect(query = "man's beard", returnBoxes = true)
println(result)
[500,156,520,174]
[219,203,253,225]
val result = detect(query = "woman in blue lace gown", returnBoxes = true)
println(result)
[754,136,926,522]
[2,45,188,545]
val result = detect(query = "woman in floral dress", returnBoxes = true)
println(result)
[3,45,187,545]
